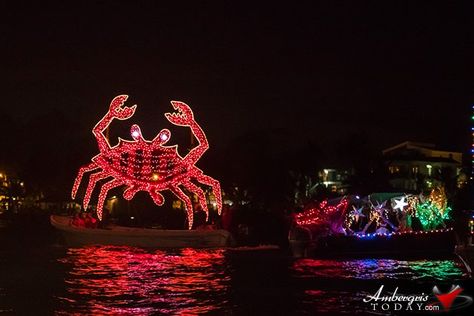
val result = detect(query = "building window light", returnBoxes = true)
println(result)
[426,164,432,176]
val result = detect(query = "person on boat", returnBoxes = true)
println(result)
[356,213,395,235]
[71,212,86,227]
[84,212,98,228]
[98,207,110,229]
[329,213,348,236]
[375,220,390,235]
[193,203,208,229]
[329,221,347,235]
[221,204,234,231]
[396,211,412,232]
[356,218,375,235]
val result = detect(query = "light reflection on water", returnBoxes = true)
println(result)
[292,258,466,281]
[56,247,230,315]
[52,247,468,315]
[291,258,467,314]
[0,228,470,316]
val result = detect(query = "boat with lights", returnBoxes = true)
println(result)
[51,215,231,248]
[315,228,455,257]
[289,190,456,258]
[54,95,232,248]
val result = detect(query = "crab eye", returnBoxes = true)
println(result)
[156,129,171,143]
[160,133,169,141]
[130,124,142,139]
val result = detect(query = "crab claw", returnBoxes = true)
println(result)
[108,95,137,120]
[165,101,194,126]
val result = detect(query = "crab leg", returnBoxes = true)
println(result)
[123,185,165,206]
[150,190,165,206]
[195,173,222,215]
[96,179,122,221]
[72,162,98,200]
[183,180,209,222]
[184,119,209,166]
[170,185,194,230]
[93,95,136,152]
[123,185,140,201]
[83,171,110,210]
[165,101,209,165]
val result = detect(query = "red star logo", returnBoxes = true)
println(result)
[433,285,463,311]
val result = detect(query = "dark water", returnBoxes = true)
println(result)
[1,220,473,315]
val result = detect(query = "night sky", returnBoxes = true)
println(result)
[1,1,474,197]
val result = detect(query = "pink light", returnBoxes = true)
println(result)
[72,95,222,229]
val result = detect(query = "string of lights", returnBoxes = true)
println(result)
[356,227,453,238]
[71,95,222,229]
[294,187,451,235]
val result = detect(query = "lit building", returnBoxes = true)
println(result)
[382,141,462,191]
[317,168,353,194]
[471,104,474,178]
[0,172,8,212]
[0,172,26,212]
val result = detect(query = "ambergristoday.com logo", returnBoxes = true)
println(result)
[363,284,473,313]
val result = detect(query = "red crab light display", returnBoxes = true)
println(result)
[294,198,349,226]
[71,95,222,229]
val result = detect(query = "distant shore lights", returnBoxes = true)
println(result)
[472,104,474,178]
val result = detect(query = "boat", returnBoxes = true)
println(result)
[289,226,456,258]
[289,190,456,258]
[50,215,231,248]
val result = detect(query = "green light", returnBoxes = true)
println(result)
[409,260,463,281]
[416,202,451,230]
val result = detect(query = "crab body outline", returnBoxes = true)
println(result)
[71,95,222,229]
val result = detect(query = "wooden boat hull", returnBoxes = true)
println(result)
[50,215,231,248]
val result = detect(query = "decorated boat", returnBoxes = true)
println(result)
[51,215,231,248]
[290,226,455,258]
[51,95,230,248]
[289,189,456,258]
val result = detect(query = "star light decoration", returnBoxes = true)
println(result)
[71,95,222,229]
[369,200,389,222]
[295,186,453,235]
[392,196,408,212]
[345,205,366,228]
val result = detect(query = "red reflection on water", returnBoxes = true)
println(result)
[292,259,347,278]
[57,246,228,315]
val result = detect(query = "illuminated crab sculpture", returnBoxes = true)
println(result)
[72,95,222,229]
